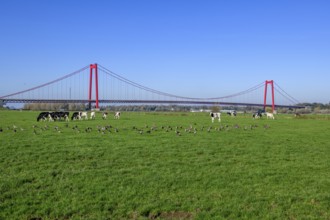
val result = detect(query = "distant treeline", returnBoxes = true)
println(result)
[21,103,197,112]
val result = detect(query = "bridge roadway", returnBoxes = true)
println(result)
[1,98,304,109]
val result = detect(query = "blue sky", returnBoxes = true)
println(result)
[1,0,329,103]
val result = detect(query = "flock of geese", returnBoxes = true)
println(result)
[0,122,271,136]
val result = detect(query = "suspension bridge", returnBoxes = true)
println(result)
[0,63,303,111]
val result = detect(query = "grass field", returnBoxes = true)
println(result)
[0,110,329,219]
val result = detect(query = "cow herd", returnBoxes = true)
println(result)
[37,110,275,123]
[210,110,275,123]
[37,111,120,122]
[37,111,70,122]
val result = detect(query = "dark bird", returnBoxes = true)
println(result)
[233,124,240,129]
[263,124,270,129]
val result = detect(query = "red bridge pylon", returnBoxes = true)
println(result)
[264,80,275,112]
[89,63,99,109]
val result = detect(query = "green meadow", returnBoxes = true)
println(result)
[0,110,329,219]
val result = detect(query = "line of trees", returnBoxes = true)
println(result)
[23,103,86,111]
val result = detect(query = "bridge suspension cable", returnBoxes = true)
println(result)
[274,82,300,105]
[0,65,90,99]
[98,64,265,101]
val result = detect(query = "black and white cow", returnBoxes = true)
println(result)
[48,112,69,121]
[210,112,221,123]
[252,112,262,119]
[102,112,108,120]
[71,112,81,120]
[71,111,90,120]
[54,112,69,121]
[114,112,121,119]
[227,110,237,117]
[37,112,50,122]
[253,109,265,119]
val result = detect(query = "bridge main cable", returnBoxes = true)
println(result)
[98,64,265,101]
[0,65,90,99]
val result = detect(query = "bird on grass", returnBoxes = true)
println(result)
[263,124,270,129]
[85,127,92,133]
[72,125,80,133]
[233,124,240,129]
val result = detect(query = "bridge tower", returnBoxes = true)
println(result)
[89,64,99,109]
[264,80,275,112]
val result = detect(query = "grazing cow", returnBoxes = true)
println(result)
[266,112,275,119]
[252,112,262,119]
[114,112,121,119]
[90,111,96,120]
[52,112,69,121]
[80,112,88,120]
[58,112,69,121]
[227,110,237,117]
[71,112,81,120]
[64,113,70,122]
[37,112,50,122]
[210,112,221,123]
[102,112,108,120]
[48,112,54,121]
